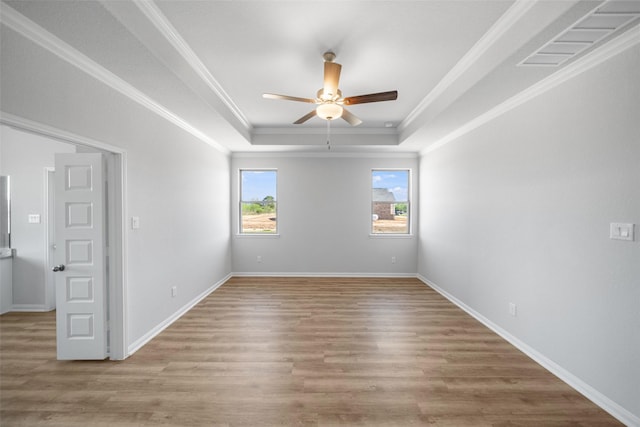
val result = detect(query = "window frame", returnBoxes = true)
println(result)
[239,168,278,235]
[370,168,411,236]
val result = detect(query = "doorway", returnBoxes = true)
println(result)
[0,115,127,360]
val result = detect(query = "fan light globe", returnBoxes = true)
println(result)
[316,103,343,121]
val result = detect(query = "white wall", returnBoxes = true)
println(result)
[1,25,231,349]
[2,6,637,421]
[0,126,75,308]
[418,45,640,420]
[232,154,418,275]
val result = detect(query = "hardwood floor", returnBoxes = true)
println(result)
[1,277,621,426]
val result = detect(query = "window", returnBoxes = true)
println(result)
[240,169,277,234]
[371,169,409,234]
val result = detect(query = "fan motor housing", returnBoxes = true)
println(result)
[323,51,336,62]
[317,88,342,101]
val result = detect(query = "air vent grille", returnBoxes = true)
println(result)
[519,0,640,67]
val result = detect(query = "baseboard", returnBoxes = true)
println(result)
[416,274,640,427]
[232,271,418,278]
[10,304,51,312]
[127,273,232,356]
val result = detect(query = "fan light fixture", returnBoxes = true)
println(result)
[262,51,397,126]
[316,103,343,120]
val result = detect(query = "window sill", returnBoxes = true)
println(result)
[236,233,280,239]
[369,234,414,239]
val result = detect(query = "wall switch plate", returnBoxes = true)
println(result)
[171,286,177,297]
[508,302,517,317]
[28,214,41,224]
[131,216,140,229]
[257,255,262,263]
[610,223,634,241]
[391,256,396,264]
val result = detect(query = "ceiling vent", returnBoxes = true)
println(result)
[520,0,640,67]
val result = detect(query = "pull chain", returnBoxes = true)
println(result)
[326,119,331,150]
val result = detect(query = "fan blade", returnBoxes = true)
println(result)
[341,108,362,126]
[323,62,342,98]
[263,93,317,103]
[343,91,398,105]
[293,110,317,124]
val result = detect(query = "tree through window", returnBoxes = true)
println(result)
[240,170,277,234]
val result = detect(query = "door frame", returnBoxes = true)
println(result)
[44,167,55,311]
[1,113,128,360]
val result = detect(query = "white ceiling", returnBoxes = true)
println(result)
[2,0,639,153]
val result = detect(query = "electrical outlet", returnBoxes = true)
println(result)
[508,302,517,317]
[391,256,396,264]
[171,286,177,297]
[257,255,262,263]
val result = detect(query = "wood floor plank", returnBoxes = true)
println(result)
[1,277,622,426]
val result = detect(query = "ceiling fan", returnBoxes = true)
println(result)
[263,51,398,126]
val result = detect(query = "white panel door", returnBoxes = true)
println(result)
[54,153,107,360]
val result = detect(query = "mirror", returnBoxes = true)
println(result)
[0,176,10,248]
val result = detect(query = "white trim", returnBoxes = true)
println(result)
[0,113,128,361]
[43,167,55,312]
[232,272,418,278]
[127,273,232,356]
[421,24,640,155]
[133,0,251,131]
[0,113,125,154]
[109,151,128,360]
[368,234,414,239]
[371,167,412,236]
[234,233,281,239]
[232,151,418,159]
[252,127,398,136]
[400,0,536,132]
[10,304,50,312]
[238,168,279,236]
[0,4,229,155]
[417,274,640,427]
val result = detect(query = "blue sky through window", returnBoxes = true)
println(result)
[241,170,277,201]
[372,170,408,201]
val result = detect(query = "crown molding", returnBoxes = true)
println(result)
[421,23,640,156]
[0,112,126,154]
[133,0,251,131]
[232,150,418,159]
[252,126,398,136]
[400,0,536,132]
[0,3,229,155]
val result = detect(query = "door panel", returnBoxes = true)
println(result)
[54,153,107,360]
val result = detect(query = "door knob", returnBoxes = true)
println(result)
[52,264,65,272]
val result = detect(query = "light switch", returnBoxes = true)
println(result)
[28,214,41,224]
[131,216,140,230]
[610,223,634,241]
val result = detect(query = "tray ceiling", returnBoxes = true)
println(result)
[1,0,638,153]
